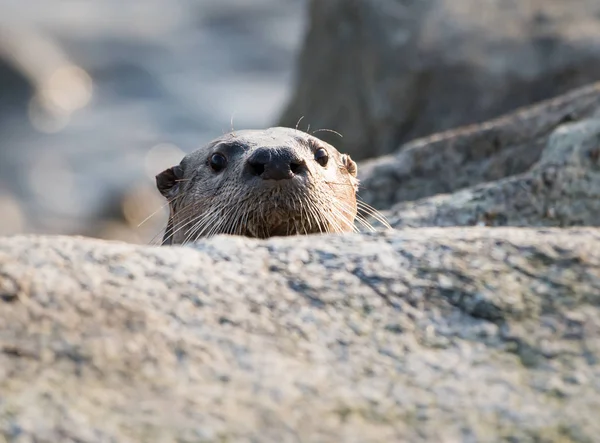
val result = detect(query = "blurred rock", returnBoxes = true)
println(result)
[1,229,600,442]
[358,82,600,210]
[0,54,32,115]
[279,0,600,160]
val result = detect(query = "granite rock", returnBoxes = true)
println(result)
[1,229,600,442]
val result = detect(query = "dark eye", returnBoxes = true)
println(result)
[314,148,328,167]
[209,153,227,172]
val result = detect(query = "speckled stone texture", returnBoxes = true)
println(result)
[1,229,600,442]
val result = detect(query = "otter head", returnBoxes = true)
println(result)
[155,127,359,245]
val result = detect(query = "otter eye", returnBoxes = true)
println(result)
[209,153,227,172]
[314,148,329,167]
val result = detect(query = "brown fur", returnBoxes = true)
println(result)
[156,127,359,245]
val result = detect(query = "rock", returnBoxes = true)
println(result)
[279,0,600,160]
[1,230,600,441]
[0,54,32,116]
[357,82,600,210]
[384,117,600,228]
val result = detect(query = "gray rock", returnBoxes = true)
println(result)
[358,82,600,211]
[383,115,600,229]
[279,0,600,160]
[1,229,600,442]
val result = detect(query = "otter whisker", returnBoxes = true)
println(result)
[357,200,392,230]
[328,200,360,233]
[138,202,170,230]
[188,205,228,241]
[221,200,244,237]
[307,197,325,233]
[154,174,235,244]
[181,212,209,244]
[326,210,345,233]
[209,207,233,238]
[148,203,192,245]
[185,191,252,241]
[233,197,251,236]
[324,180,355,187]
[197,212,224,239]
[208,198,247,238]
[163,212,202,245]
[312,128,343,139]
[232,203,247,236]
[222,206,239,236]
[222,192,264,237]
[185,213,216,243]
[320,180,362,233]
[303,200,320,234]
[161,201,209,245]
[355,215,377,233]
[312,200,329,235]
[321,197,346,233]
[296,194,310,235]
[198,212,225,240]
[232,195,254,235]
[331,198,367,233]
[140,192,187,233]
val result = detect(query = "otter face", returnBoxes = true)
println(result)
[155,127,359,245]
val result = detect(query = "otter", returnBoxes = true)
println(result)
[155,127,366,245]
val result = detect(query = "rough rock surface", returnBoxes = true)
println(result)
[358,82,600,210]
[279,0,600,160]
[384,117,600,229]
[1,230,600,442]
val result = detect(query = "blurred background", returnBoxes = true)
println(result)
[0,0,306,243]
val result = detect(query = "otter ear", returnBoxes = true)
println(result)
[341,154,357,177]
[156,165,184,199]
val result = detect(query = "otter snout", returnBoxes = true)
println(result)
[155,127,368,244]
[246,148,307,181]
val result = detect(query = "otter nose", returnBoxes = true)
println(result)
[246,148,307,180]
